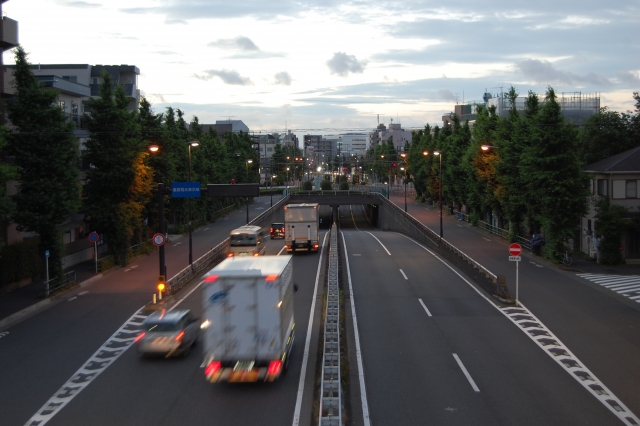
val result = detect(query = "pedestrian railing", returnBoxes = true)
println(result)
[477,221,531,251]
[44,270,77,297]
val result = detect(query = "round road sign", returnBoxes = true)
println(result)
[509,243,522,256]
[152,233,166,247]
[88,231,99,243]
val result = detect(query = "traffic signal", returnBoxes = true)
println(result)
[158,275,166,294]
[392,163,397,167]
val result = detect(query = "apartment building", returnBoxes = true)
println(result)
[368,120,412,151]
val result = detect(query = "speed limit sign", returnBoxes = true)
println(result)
[152,233,166,247]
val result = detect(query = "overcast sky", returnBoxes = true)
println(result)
[5,0,639,138]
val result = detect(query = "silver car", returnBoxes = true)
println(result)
[136,309,199,358]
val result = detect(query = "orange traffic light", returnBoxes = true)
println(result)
[158,275,166,293]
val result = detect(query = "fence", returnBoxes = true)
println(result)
[44,270,77,297]
[453,211,532,251]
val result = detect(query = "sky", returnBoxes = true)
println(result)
[4,0,640,141]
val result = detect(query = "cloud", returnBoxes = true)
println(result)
[154,51,179,56]
[165,19,187,25]
[437,89,457,101]
[60,0,101,7]
[274,72,292,86]
[326,52,366,77]
[516,59,612,87]
[193,69,253,86]
[208,36,259,52]
[617,71,640,85]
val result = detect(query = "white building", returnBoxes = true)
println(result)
[337,133,368,157]
[368,120,412,151]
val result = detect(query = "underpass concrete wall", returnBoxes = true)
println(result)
[374,194,511,300]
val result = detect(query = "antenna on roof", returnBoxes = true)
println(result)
[223,116,235,123]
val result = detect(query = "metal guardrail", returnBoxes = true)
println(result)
[478,221,531,251]
[44,270,77,297]
[320,225,342,425]
[167,195,292,294]
[382,196,499,282]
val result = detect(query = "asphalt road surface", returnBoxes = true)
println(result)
[340,204,639,426]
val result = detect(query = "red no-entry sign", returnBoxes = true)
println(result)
[509,243,522,256]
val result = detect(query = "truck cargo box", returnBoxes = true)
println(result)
[201,256,295,382]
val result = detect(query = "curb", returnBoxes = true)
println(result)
[0,273,104,332]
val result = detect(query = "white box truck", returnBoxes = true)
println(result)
[201,256,295,383]
[284,203,320,253]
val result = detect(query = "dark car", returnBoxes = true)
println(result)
[135,309,199,358]
[270,223,285,239]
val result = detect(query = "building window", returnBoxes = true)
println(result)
[612,180,625,199]
[626,180,637,198]
[597,179,607,196]
[62,75,78,83]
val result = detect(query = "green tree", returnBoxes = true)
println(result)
[0,127,16,251]
[579,107,634,166]
[594,197,628,265]
[6,46,81,283]
[83,71,145,266]
[521,87,589,259]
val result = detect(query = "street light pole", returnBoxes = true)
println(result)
[434,151,443,238]
[187,141,199,265]
[401,167,407,212]
[246,159,253,224]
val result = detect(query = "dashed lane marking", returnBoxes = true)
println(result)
[399,269,408,280]
[482,237,491,241]
[404,235,640,426]
[78,291,89,296]
[0,331,9,339]
[67,297,77,302]
[576,274,640,303]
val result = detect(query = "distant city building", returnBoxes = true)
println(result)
[337,133,368,157]
[368,120,412,151]
[213,119,250,134]
[442,91,600,126]
[279,130,299,148]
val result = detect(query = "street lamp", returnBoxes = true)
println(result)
[434,151,443,238]
[481,145,498,151]
[286,167,290,187]
[148,144,160,153]
[245,159,253,224]
[187,140,199,265]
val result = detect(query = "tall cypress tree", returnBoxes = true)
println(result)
[83,71,143,266]
[6,46,81,282]
[521,87,589,258]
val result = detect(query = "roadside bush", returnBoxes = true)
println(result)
[302,180,313,190]
[320,180,332,190]
[339,181,349,190]
[0,237,42,288]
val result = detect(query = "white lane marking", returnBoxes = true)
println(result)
[339,231,371,426]
[124,269,131,272]
[577,274,640,303]
[67,297,77,302]
[453,353,480,392]
[0,331,9,339]
[399,269,408,280]
[129,265,138,269]
[173,242,182,246]
[24,309,151,426]
[78,291,89,296]
[365,232,391,255]
[350,205,360,231]
[402,235,640,426]
[25,270,210,426]
[418,299,432,317]
[278,245,286,256]
[292,232,329,426]
[482,237,491,242]
[204,228,210,231]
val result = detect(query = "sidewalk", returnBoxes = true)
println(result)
[0,258,102,324]
[391,195,640,277]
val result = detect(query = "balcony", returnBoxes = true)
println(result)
[36,76,90,97]
[1,16,18,51]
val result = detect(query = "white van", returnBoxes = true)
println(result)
[228,225,266,257]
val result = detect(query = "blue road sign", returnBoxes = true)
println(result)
[45,250,50,258]
[171,182,201,198]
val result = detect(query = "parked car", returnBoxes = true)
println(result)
[270,223,285,239]
[135,309,199,358]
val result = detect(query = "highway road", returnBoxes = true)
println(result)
[0,196,326,426]
[340,204,640,425]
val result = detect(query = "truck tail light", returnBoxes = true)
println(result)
[204,275,219,283]
[134,332,145,343]
[313,244,319,249]
[205,361,222,376]
[270,227,273,233]
[175,331,185,342]
[227,253,234,257]
[268,360,282,375]
[253,252,260,257]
